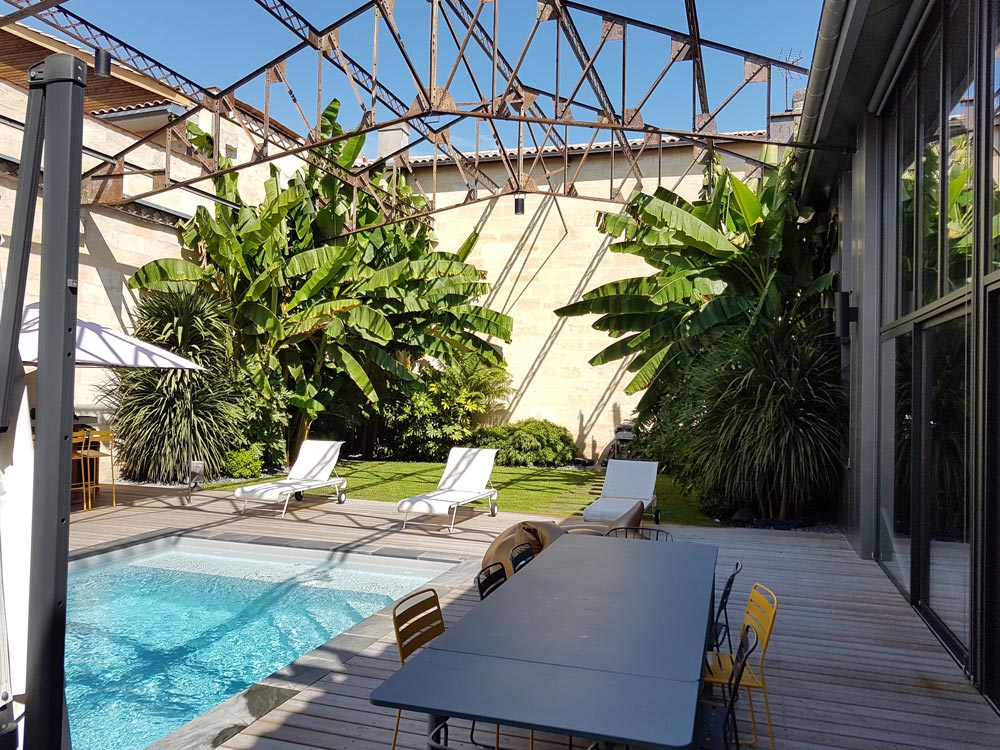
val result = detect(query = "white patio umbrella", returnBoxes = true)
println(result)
[18,303,203,370]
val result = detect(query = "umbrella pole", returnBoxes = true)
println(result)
[19,55,87,750]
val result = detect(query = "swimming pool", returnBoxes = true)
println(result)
[66,538,449,750]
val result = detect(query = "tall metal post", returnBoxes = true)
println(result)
[19,53,87,750]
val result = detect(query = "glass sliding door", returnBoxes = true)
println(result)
[878,333,914,593]
[920,313,971,648]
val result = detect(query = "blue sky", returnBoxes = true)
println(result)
[26,1,821,155]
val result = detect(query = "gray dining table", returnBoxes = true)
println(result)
[370,533,719,749]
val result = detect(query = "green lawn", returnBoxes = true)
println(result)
[208,460,717,527]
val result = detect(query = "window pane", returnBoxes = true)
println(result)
[945,0,975,292]
[993,3,1000,270]
[882,102,899,324]
[919,31,943,307]
[899,82,917,316]
[879,333,913,593]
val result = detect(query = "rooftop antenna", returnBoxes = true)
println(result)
[778,47,803,110]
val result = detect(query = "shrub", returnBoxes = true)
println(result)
[637,322,845,520]
[375,355,513,461]
[471,419,576,467]
[224,445,263,479]
[101,290,245,483]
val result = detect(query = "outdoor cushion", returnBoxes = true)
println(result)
[583,496,645,524]
[397,489,494,516]
[483,521,566,577]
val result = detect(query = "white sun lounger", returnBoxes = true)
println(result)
[235,440,347,518]
[396,447,499,532]
[582,458,660,524]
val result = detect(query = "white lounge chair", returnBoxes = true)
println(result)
[582,458,660,525]
[235,440,347,518]
[396,447,499,532]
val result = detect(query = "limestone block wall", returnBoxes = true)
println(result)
[413,141,761,458]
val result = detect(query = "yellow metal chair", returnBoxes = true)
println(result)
[70,430,91,509]
[703,583,778,749]
[78,429,116,509]
[391,588,447,750]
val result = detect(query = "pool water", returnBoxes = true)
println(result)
[65,542,441,750]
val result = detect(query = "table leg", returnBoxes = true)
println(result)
[427,713,449,750]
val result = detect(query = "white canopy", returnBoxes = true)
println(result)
[18,303,203,370]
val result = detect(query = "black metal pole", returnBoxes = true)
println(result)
[0,67,45,433]
[23,53,87,750]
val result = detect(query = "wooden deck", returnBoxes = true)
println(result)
[69,486,1000,750]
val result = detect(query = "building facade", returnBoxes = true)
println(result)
[802,0,999,709]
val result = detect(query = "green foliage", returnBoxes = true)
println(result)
[101,290,244,483]
[636,323,846,519]
[556,150,834,418]
[376,355,513,461]
[471,419,577,467]
[224,445,264,479]
[128,100,512,459]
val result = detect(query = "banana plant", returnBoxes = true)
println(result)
[556,150,834,417]
[129,99,512,457]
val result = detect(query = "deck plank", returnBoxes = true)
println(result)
[68,486,1000,750]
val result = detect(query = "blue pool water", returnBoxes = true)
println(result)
[66,542,441,750]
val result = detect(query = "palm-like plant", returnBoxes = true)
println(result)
[658,322,845,519]
[100,290,244,482]
[555,151,833,417]
[128,100,512,458]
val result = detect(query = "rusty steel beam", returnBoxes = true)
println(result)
[0,0,63,29]
[561,1,808,75]
[547,0,645,187]
[684,0,710,114]
[438,108,851,153]
[442,0,566,149]
[254,0,503,194]
[4,0,208,101]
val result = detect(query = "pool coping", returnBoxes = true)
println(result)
[68,528,479,750]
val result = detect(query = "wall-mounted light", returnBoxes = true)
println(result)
[821,290,858,341]
[514,190,525,215]
[94,48,111,78]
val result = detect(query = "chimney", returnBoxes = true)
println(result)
[378,123,410,165]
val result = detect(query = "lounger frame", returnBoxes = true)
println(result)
[235,440,347,518]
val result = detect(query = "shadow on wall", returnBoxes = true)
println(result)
[499,198,616,440]
[484,194,566,315]
[576,360,631,459]
[80,208,199,333]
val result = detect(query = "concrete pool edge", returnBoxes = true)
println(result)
[67,530,477,750]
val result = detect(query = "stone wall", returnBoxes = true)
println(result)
[412,141,762,458]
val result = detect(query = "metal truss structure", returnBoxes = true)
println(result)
[1,0,841,233]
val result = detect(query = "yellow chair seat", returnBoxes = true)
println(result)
[703,650,764,689]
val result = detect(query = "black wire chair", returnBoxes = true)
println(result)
[605,526,673,541]
[712,561,743,653]
[476,562,507,601]
[510,542,535,573]
[698,623,759,750]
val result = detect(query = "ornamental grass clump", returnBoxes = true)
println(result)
[101,290,244,483]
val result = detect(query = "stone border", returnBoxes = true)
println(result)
[67,530,475,750]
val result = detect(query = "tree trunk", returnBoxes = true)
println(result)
[287,410,310,468]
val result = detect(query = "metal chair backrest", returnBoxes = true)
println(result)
[722,623,759,749]
[605,526,672,541]
[392,588,445,664]
[713,561,743,651]
[742,583,778,661]
[476,562,507,600]
[509,542,535,573]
